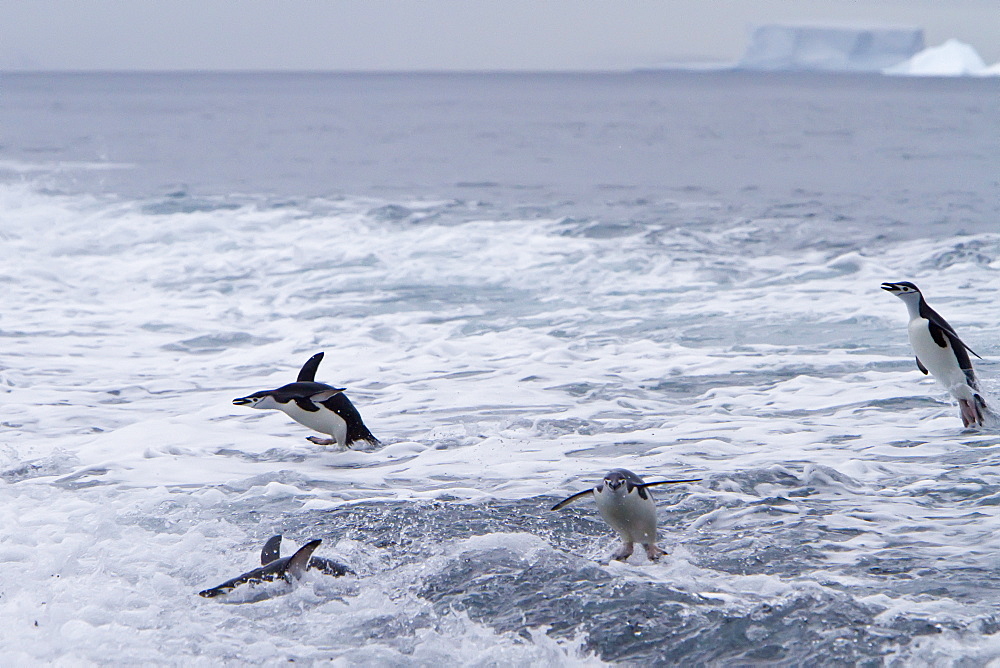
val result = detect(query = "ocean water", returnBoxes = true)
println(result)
[1,71,1000,665]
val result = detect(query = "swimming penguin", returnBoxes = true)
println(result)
[198,538,322,598]
[198,535,352,598]
[882,281,989,428]
[259,534,354,577]
[234,352,379,448]
[551,469,700,562]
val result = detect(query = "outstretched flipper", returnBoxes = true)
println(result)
[261,535,283,565]
[310,389,346,403]
[297,352,325,382]
[638,479,702,489]
[287,540,322,579]
[916,357,928,375]
[628,478,701,500]
[260,535,355,576]
[925,314,982,361]
[551,489,594,511]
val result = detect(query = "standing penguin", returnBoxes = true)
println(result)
[551,469,700,562]
[882,281,989,427]
[234,352,379,447]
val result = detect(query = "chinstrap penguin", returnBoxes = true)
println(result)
[234,352,379,448]
[551,469,700,562]
[198,538,323,598]
[882,281,989,428]
[198,535,352,598]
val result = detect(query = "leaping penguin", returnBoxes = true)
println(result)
[882,281,989,428]
[551,469,700,562]
[198,535,353,599]
[234,352,379,448]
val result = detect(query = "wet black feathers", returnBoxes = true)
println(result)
[919,299,981,389]
[297,352,325,382]
[267,381,341,408]
[318,391,379,444]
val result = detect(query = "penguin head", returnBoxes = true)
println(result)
[603,469,642,494]
[603,470,630,492]
[881,281,921,303]
[233,391,280,410]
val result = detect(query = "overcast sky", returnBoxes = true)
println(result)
[2,0,998,71]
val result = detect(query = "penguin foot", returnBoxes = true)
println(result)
[612,542,635,562]
[959,399,984,428]
[643,544,666,561]
[306,436,338,446]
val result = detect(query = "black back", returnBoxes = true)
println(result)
[918,299,981,388]
[319,392,380,445]
[268,381,342,409]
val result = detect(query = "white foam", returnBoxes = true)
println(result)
[3,183,1000,660]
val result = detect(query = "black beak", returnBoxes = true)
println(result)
[880,282,898,292]
[233,397,252,406]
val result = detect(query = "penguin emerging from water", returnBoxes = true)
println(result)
[551,469,700,562]
[882,281,990,428]
[198,535,353,599]
[234,352,379,448]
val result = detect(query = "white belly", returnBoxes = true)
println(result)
[594,488,658,544]
[908,318,974,401]
[278,403,348,445]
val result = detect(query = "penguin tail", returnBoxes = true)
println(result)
[959,395,988,428]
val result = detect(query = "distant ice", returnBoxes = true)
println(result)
[737,24,924,72]
[884,39,1000,77]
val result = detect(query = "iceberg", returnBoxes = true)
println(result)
[883,39,1000,76]
[737,24,925,72]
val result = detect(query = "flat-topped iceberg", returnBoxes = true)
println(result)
[884,39,1000,76]
[738,24,924,72]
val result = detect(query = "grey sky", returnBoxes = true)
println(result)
[2,0,998,71]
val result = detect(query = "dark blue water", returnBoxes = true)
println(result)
[3,71,998,239]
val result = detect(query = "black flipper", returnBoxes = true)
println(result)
[297,352,325,382]
[916,357,928,375]
[635,478,702,500]
[261,535,283,565]
[551,489,594,511]
[922,303,982,359]
[639,479,703,488]
[287,540,322,580]
[293,397,321,412]
[949,332,981,391]
[310,388,346,403]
